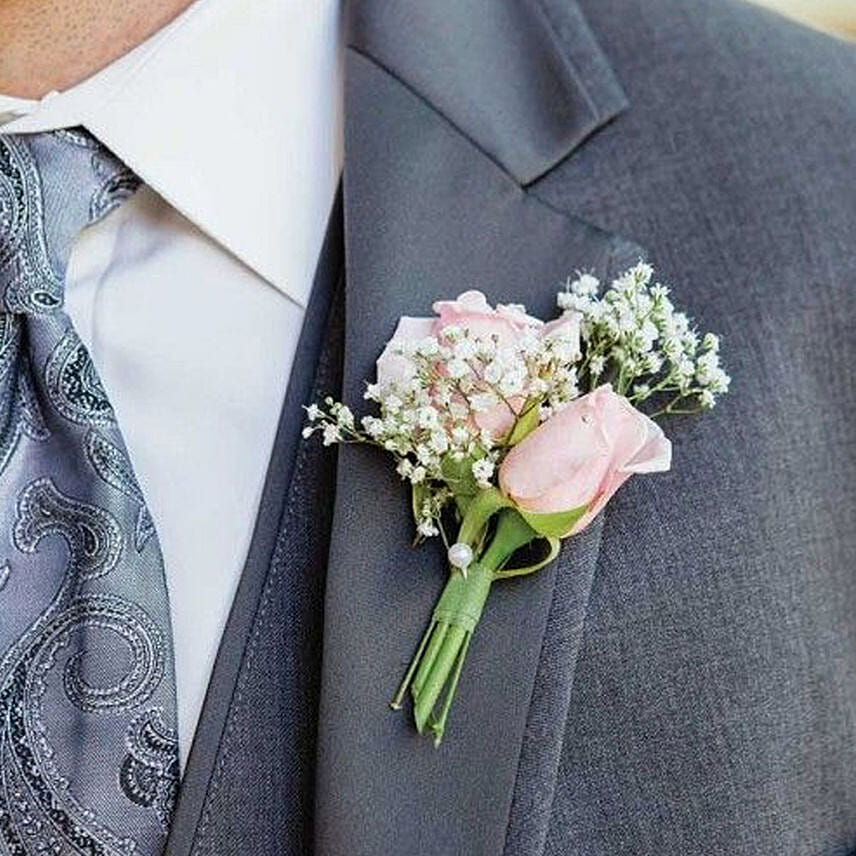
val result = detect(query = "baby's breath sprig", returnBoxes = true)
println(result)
[558,262,730,417]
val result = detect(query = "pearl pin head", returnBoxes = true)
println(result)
[447,542,474,572]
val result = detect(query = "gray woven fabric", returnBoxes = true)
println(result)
[0,130,179,856]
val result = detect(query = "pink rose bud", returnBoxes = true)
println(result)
[498,384,671,536]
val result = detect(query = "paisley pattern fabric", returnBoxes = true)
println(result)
[119,709,180,832]
[0,131,178,856]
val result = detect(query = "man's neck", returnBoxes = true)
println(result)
[0,0,195,98]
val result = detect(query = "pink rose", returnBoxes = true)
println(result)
[376,316,436,391]
[432,290,543,351]
[498,384,671,536]
[376,292,581,439]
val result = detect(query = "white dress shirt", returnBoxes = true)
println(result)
[0,0,344,769]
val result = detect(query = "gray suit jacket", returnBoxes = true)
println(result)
[165,1,856,854]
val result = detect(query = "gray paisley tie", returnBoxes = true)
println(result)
[0,129,179,855]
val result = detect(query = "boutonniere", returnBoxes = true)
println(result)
[305,263,730,746]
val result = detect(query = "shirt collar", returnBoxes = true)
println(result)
[0,0,344,306]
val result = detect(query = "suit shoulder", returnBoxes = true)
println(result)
[569,0,856,136]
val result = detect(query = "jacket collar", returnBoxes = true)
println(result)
[346,0,627,184]
[316,2,637,854]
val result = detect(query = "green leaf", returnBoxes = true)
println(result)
[494,535,561,580]
[505,399,541,446]
[518,504,589,538]
[456,487,511,547]
[440,454,480,514]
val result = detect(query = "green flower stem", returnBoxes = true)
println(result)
[430,631,471,746]
[410,620,449,698]
[390,616,437,710]
[456,487,510,551]
[414,625,469,737]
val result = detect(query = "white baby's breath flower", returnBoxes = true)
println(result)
[589,354,605,378]
[617,308,637,334]
[471,459,495,488]
[449,401,470,420]
[361,416,383,438]
[417,519,439,538]
[548,332,578,364]
[612,271,636,294]
[336,406,354,429]
[635,293,653,316]
[301,426,314,439]
[410,466,427,484]
[451,425,471,446]
[697,349,720,370]
[416,445,436,466]
[397,458,413,479]
[434,384,452,408]
[470,392,497,413]
[429,431,449,454]
[682,330,699,351]
[447,359,469,379]
[519,329,541,356]
[498,365,526,397]
[363,384,380,402]
[453,339,477,361]
[417,407,439,429]
[305,404,322,421]
[474,337,498,360]
[677,357,695,378]
[709,368,731,394]
[529,377,550,396]
[416,336,440,357]
[483,360,503,385]
[633,261,654,285]
[558,291,592,313]
[662,337,682,359]
[640,320,659,350]
[572,272,600,296]
[699,389,716,409]
[642,352,663,374]
[322,424,340,446]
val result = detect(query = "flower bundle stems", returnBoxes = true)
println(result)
[391,564,491,746]
[391,500,543,745]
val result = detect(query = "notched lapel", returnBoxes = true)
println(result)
[347,0,628,184]
[316,5,642,855]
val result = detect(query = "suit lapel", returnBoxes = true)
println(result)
[316,3,641,854]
